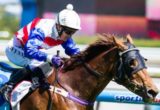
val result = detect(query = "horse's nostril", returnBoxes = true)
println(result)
[148,89,158,97]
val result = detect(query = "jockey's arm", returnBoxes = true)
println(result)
[24,28,48,61]
[61,38,80,56]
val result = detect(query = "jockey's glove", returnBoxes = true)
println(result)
[47,55,63,68]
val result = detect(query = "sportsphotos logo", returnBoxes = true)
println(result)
[115,95,143,102]
[115,95,160,103]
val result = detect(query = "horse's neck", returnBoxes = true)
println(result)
[49,49,118,102]
[56,59,114,102]
[58,67,94,97]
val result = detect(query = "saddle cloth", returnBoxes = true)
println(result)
[10,81,32,109]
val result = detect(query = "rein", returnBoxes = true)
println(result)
[82,63,102,78]
[81,46,117,78]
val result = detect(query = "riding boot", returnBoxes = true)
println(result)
[32,63,51,90]
[0,67,32,102]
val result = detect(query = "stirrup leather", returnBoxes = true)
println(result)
[0,84,13,102]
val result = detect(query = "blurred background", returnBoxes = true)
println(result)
[0,0,160,40]
[0,0,160,110]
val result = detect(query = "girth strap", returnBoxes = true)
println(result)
[49,85,94,106]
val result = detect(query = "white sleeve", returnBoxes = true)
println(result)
[35,19,55,37]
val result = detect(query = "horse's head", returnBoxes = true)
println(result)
[62,34,158,104]
[113,34,159,103]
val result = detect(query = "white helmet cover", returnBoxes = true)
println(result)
[56,4,81,30]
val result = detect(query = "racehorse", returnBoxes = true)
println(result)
[3,34,160,110]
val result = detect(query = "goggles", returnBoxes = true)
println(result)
[62,26,77,35]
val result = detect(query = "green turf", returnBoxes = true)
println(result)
[1,35,160,47]
[73,36,160,47]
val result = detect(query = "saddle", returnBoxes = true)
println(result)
[0,62,52,109]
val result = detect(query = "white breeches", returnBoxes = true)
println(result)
[5,38,44,70]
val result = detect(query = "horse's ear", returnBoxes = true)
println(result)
[97,33,113,42]
[126,34,134,44]
[113,36,127,51]
[97,33,108,41]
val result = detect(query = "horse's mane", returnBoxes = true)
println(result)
[63,34,123,72]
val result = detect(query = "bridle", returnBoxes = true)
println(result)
[114,43,147,83]
[113,43,149,101]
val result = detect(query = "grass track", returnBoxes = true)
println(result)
[73,36,160,47]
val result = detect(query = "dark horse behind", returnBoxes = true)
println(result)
[1,34,159,110]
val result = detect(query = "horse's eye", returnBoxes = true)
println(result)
[129,59,138,68]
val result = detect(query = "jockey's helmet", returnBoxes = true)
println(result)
[56,4,81,30]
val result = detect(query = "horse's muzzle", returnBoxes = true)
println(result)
[143,88,159,103]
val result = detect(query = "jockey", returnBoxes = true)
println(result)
[0,4,81,102]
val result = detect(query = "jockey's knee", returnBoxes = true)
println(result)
[32,62,53,78]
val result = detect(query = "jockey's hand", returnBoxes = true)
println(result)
[51,56,64,68]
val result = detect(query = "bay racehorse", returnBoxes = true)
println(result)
[15,34,159,110]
